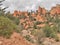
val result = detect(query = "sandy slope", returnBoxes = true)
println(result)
[0,32,60,45]
[0,32,35,45]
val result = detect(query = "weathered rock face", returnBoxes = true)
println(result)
[50,5,60,15]
[13,10,28,17]
[13,6,47,17]
[0,32,35,45]
[42,8,47,15]
[37,6,47,15]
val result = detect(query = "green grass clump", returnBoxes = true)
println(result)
[0,16,17,38]
[43,24,59,41]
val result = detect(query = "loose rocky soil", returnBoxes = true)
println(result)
[0,32,35,45]
[0,32,60,45]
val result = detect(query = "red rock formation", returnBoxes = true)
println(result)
[31,13,36,17]
[35,15,45,22]
[38,6,42,12]
[50,7,56,15]
[13,10,18,17]
[18,11,22,15]
[56,5,60,14]
[42,8,47,15]
[50,4,60,15]
[13,10,28,17]
[37,6,47,15]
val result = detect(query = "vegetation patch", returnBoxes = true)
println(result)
[0,16,17,38]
